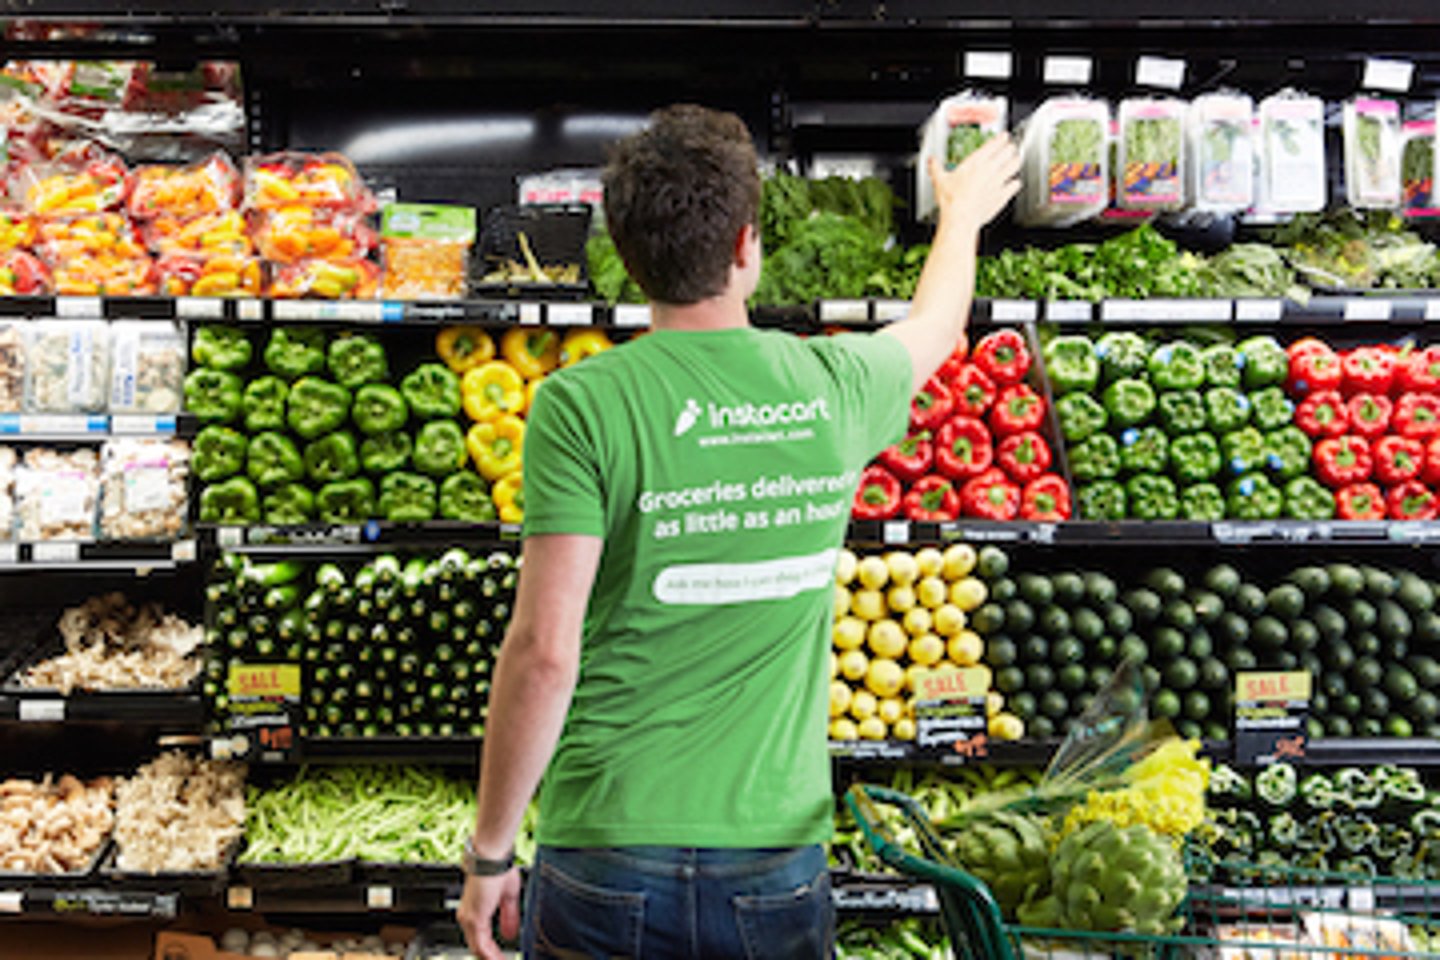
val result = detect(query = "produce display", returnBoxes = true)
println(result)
[215,928,411,960]
[16,591,202,693]
[838,919,949,960]
[111,751,244,874]
[14,447,99,540]
[99,437,190,539]
[5,442,189,540]
[0,773,114,875]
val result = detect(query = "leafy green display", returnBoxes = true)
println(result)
[585,231,646,305]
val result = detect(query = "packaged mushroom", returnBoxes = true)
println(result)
[100,438,189,539]
[0,320,23,413]
[109,321,185,415]
[23,319,110,413]
[0,773,115,875]
[16,447,99,541]
[0,446,13,541]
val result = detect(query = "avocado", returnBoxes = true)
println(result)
[1226,646,1258,672]
[1287,565,1331,600]
[1216,612,1250,645]
[1164,658,1199,690]
[1361,564,1398,599]
[972,603,1006,635]
[1040,690,1070,719]
[1094,635,1118,660]
[1311,605,1347,644]
[1203,563,1242,598]
[1288,619,1319,652]
[1188,627,1214,661]
[1406,655,1440,688]
[1338,692,1362,717]
[1083,571,1118,606]
[1057,663,1087,692]
[1377,600,1413,643]
[1071,608,1105,643]
[1306,718,1325,740]
[1105,605,1134,635]
[1300,653,1324,677]
[987,635,1018,668]
[1360,686,1391,719]
[1039,605,1072,640]
[1051,636,1085,666]
[1414,611,1440,645]
[1088,665,1113,691]
[1323,640,1356,673]
[1395,572,1435,613]
[1326,562,1364,598]
[1233,583,1266,618]
[1390,637,1409,661]
[1145,567,1186,600]
[1384,665,1419,702]
[1266,584,1306,621]
[1026,663,1056,691]
[1142,665,1162,693]
[1311,692,1329,715]
[989,577,1018,603]
[1359,717,1383,737]
[1346,598,1377,631]
[1004,600,1036,635]
[1352,630,1381,659]
[1017,573,1054,606]
[1052,571,1086,607]
[976,545,1009,579]
[1251,615,1288,651]
[1186,589,1224,624]
[1350,656,1384,689]
[1274,651,1299,670]
[1021,635,1050,663]
[1408,689,1439,722]
[1325,715,1353,737]
[1122,588,1163,623]
[1199,657,1229,691]
[1118,634,1149,664]
[1163,600,1197,631]
[1152,627,1186,659]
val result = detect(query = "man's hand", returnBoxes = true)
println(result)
[457,869,523,960]
[927,134,1021,234]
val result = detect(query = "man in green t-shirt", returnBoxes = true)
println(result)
[457,105,1018,958]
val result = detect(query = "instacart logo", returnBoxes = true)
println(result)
[674,398,703,437]
[676,395,832,444]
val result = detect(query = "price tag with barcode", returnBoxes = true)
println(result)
[613,304,650,328]
[1362,58,1414,93]
[519,303,543,326]
[0,891,22,914]
[1047,301,1091,322]
[1344,299,1392,322]
[964,51,1013,80]
[55,297,102,319]
[1235,299,1283,322]
[366,885,395,910]
[237,300,264,322]
[990,300,1038,322]
[171,540,197,563]
[1135,56,1186,91]
[19,700,65,722]
[547,303,591,326]
[0,544,17,565]
[226,887,254,911]
[883,521,910,545]
[819,300,868,323]
[31,542,80,563]
[1044,56,1093,86]
[176,297,224,320]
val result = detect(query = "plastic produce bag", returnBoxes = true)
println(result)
[379,202,476,299]
[143,209,252,258]
[35,212,146,260]
[24,319,109,413]
[16,447,99,541]
[1017,97,1109,227]
[1188,92,1255,213]
[109,320,185,414]
[0,446,15,541]
[1344,97,1403,210]
[243,151,372,213]
[916,92,1007,221]
[127,152,240,220]
[16,155,131,217]
[1117,98,1187,212]
[1258,91,1327,214]
[1402,121,1435,213]
[267,258,379,299]
[100,437,189,540]
[0,321,22,412]
[156,254,261,297]
[251,205,376,263]
[0,250,49,296]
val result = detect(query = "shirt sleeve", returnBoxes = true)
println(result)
[807,332,914,460]
[522,374,606,538]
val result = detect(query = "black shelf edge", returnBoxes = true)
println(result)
[844,518,1440,547]
[202,523,520,554]
[0,691,204,725]
[289,735,483,764]
[832,738,1440,766]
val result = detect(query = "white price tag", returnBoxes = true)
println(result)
[31,542,80,563]
[1235,299,1283,322]
[19,700,65,722]
[990,300,1038,322]
[1102,299,1231,322]
[818,300,868,323]
[547,303,591,326]
[226,886,254,911]
[237,300,264,322]
[0,891,21,914]
[176,297,223,320]
[964,51,1013,80]
[272,302,323,321]
[171,540,197,563]
[519,303,542,326]
[0,544,17,564]
[337,302,384,323]
[1344,299,1392,321]
[19,414,94,435]
[366,885,394,910]
[55,297,102,319]
[1044,56,1093,86]
[216,527,243,547]
[809,156,878,180]
[1363,58,1414,93]
[613,304,651,328]
[1348,886,1376,912]
[1426,300,1440,322]
[872,300,909,323]
[1135,56,1186,91]
[1047,301,1091,322]
[882,521,911,545]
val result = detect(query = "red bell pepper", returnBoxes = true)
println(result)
[950,364,998,418]
[1398,346,1440,393]
[1287,346,1343,396]
[989,384,1045,436]
[1341,346,1396,396]
[1314,435,1373,488]
[1346,393,1393,438]
[1426,437,1440,485]
[961,467,1021,521]
[902,475,960,522]
[1388,481,1439,520]
[996,431,1052,485]
[1020,474,1072,521]
[1335,482,1387,520]
[1295,390,1349,438]
[1373,435,1425,486]
[971,329,1031,385]
[910,377,955,432]
[936,345,968,385]
[1286,336,1332,362]
[878,431,934,484]
[934,415,994,481]
[1393,392,1440,439]
[852,465,903,520]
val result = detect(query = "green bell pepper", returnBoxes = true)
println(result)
[242,376,289,433]
[1284,477,1334,519]
[247,431,305,489]
[199,476,260,525]
[379,471,438,521]
[439,472,497,522]
[1055,392,1108,442]
[1227,473,1283,520]
[1205,387,1251,433]
[304,431,360,484]
[1335,768,1383,809]
[413,420,467,476]
[1077,480,1126,520]
[1201,343,1243,388]
[1103,378,1156,427]
[1119,426,1168,475]
[193,424,247,482]
[1068,433,1120,481]
[1042,335,1099,394]
[327,333,389,389]
[316,478,376,523]
[1095,331,1149,383]
[184,368,243,422]
[1148,341,1206,391]
[400,363,462,420]
[1180,483,1226,521]
[264,326,327,379]
[1257,762,1298,807]
[1125,473,1179,520]
[1169,432,1221,483]
[263,483,315,525]
[352,383,409,436]
[1249,386,1295,432]
[286,377,351,440]
[1222,426,1266,474]
[360,431,413,474]
[1238,335,1288,390]
[191,325,253,371]
[1157,389,1206,435]
[1265,426,1312,480]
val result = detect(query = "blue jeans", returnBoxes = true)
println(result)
[522,844,833,960]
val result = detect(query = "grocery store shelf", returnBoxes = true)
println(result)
[846,518,1440,547]
[290,736,483,764]
[1303,737,1440,766]
[204,523,517,554]
[0,886,180,919]
[0,539,197,570]
[0,413,179,441]
[0,690,205,726]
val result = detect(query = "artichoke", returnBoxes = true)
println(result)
[951,811,1051,918]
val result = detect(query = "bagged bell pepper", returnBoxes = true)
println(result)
[1237,335,1289,390]
[878,432,934,484]
[1264,426,1312,480]
[1393,393,1440,439]
[1398,346,1440,393]
[1042,336,1099,394]
[1169,432,1221,484]
[935,416,993,481]
[466,415,525,480]
[267,258,379,299]
[359,431,413,475]
[961,468,1020,520]
[316,478,376,523]
[326,333,389,389]
[1373,435,1425,486]
[413,419,467,477]
[1020,474,1071,521]
[1201,343,1243,388]
[128,154,240,220]
[157,254,261,297]
[1103,378,1156,427]
[493,472,524,524]
[1315,435,1373,487]
[1205,387,1251,434]
[972,329,1031,386]
[500,327,560,380]
[378,471,437,522]
[439,472,497,522]
[253,205,375,262]
[144,210,253,258]
[1222,426,1266,475]
[247,431,305,489]
[903,475,960,522]
[951,364,997,418]
[242,376,289,433]
[436,326,495,374]
[184,368,243,422]
[1069,433,1121,482]
[352,384,408,436]
[286,377,351,440]
[1336,482,1386,520]
[264,327,328,379]
[1054,393,1108,443]
[1077,480,1126,520]
[192,424,247,482]
[560,329,613,367]
[910,377,955,432]
[191,325,252,371]
[1284,476,1336,520]
[401,363,462,420]
[1388,481,1438,520]
[263,483,315,525]
[199,476,260,525]
[1341,346,1396,395]
[1149,341,1206,392]
[1295,390,1348,438]
[853,465,903,520]
[1125,473,1179,520]
[304,431,360,484]
[244,152,368,211]
[1346,393,1392,438]
[1227,473,1283,520]
[1157,390,1206,435]
[462,361,526,422]
[997,431,1051,484]
[1249,387,1295,432]
[989,384,1045,436]
[1179,483,1226,521]
[1287,345,1342,396]
[24,159,131,217]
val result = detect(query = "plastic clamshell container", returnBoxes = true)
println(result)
[1018,97,1110,228]
[1117,98,1187,212]
[109,320,185,414]
[1257,91,1327,214]
[1188,92,1255,213]
[23,319,110,413]
[1344,97,1403,210]
[916,92,1007,221]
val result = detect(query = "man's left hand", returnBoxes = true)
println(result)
[456,869,523,960]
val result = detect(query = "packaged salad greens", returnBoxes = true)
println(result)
[1018,97,1109,227]
[1343,97,1403,209]
[917,92,1007,220]
[109,321,185,415]
[1187,92,1254,213]
[1258,91,1327,214]
[1401,121,1435,213]
[1117,98,1186,212]
[23,319,109,413]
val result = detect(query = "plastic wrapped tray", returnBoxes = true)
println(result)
[474,203,590,300]
[100,836,237,896]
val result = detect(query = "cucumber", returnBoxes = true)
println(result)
[1266,584,1306,621]
[1051,572,1085,607]
[1145,567,1186,600]
[1203,563,1241,598]
[1286,565,1331,600]
[1326,563,1364,598]
[1083,571,1118,606]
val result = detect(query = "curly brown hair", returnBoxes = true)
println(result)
[602,104,761,305]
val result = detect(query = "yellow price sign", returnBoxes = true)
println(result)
[1236,671,1311,704]
[915,666,990,703]
[227,663,301,699]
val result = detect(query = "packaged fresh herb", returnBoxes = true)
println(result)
[1344,97,1402,209]
[1402,121,1435,213]
[917,92,1007,220]
[1188,92,1254,212]
[1118,98,1186,211]
[1018,97,1110,227]
[1258,90,1327,214]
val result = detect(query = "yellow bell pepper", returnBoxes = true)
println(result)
[560,328,613,367]
[501,327,560,380]
[467,415,525,480]
[436,325,495,374]
[493,472,524,524]
[526,378,544,413]
[462,361,526,422]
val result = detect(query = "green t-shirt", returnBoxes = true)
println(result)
[524,326,912,847]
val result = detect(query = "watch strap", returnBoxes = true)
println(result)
[462,836,516,876]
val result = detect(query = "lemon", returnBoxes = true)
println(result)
[850,689,878,720]
[933,604,967,637]
[867,620,907,659]
[902,607,933,637]
[834,585,852,618]
[830,717,859,741]
[892,717,917,741]
[986,690,1004,718]
[877,697,905,724]
[857,716,888,741]
[829,680,853,718]
[949,577,988,612]
[989,713,1025,741]
[947,630,983,666]
[851,589,886,622]
[835,549,859,586]
[916,577,948,610]
[971,664,993,691]
[886,584,917,614]
[865,657,905,698]
[908,633,945,667]
[838,649,869,681]
[914,547,944,579]
[856,555,890,591]
[942,543,977,580]
[904,664,927,694]
[832,617,866,651]
[829,652,839,679]
[885,551,919,586]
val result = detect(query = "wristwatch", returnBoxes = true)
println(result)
[462,836,516,876]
